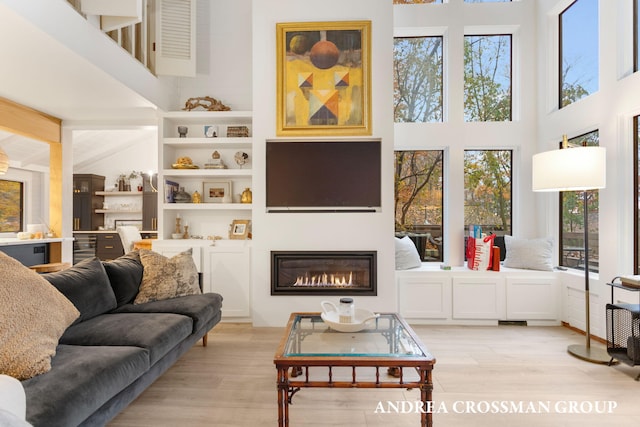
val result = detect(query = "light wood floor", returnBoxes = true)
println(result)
[109,323,640,427]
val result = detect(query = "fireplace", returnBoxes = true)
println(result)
[271,251,377,296]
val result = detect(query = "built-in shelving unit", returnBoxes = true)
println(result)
[158,111,253,240]
[156,111,254,320]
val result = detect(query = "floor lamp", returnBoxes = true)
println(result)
[532,137,609,364]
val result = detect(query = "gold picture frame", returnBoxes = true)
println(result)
[276,20,372,136]
[203,180,232,203]
[229,219,250,240]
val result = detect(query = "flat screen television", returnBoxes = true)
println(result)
[266,139,381,212]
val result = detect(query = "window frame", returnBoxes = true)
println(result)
[394,149,445,262]
[393,34,444,123]
[463,149,513,237]
[463,33,513,122]
[557,130,600,272]
[558,0,599,109]
[0,179,25,234]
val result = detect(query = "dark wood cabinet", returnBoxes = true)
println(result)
[143,192,158,231]
[96,233,124,261]
[73,174,105,231]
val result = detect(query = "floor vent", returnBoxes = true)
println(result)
[498,320,527,326]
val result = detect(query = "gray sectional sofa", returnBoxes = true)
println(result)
[20,252,223,427]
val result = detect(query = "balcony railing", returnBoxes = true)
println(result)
[66,0,154,74]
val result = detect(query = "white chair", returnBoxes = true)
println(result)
[117,226,142,253]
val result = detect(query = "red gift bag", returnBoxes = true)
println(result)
[466,234,496,270]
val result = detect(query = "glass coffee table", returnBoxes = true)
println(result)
[274,312,435,427]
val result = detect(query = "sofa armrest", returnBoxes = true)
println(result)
[0,374,27,421]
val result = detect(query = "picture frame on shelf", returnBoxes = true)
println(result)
[204,125,218,138]
[204,180,233,203]
[114,219,143,230]
[229,219,250,240]
[164,180,180,203]
[275,20,372,136]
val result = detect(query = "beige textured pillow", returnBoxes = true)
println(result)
[135,249,201,304]
[0,252,79,380]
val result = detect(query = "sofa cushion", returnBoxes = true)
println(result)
[135,249,201,304]
[22,344,149,427]
[112,293,223,333]
[59,312,193,365]
[43,257,117,324]
[0,252,79,380]
[102,251,144,307]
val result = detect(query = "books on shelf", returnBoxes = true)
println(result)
[620,275,640,289]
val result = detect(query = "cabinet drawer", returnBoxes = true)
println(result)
[96,233,124,257]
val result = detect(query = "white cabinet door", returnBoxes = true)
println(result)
[398,276,451,319]
[506,276,559,320]
[203,246,250,318]
[452,276,506,319]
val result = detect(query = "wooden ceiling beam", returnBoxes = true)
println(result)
[0,96,61,145]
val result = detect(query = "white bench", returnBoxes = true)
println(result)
[396,264,560,326]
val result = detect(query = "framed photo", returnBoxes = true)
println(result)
[276,20,371,136]
[164,180,180,203]
[203,180,232,203]
[229,219,250,240]
[204,125,218,137]
[114,219,143,230]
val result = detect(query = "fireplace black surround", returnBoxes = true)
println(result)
[271,251,377,296]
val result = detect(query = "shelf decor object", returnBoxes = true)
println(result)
[532,135,607,363]
[275,20,371,136]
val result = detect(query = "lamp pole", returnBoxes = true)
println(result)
[566,189,610,363]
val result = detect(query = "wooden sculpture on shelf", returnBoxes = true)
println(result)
[182,96,231,111]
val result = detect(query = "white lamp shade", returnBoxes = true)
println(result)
[532,146,606,192]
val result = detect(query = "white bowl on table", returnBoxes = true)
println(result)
[320,301,380,333]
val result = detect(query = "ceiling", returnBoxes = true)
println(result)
[0,128,157,171]
[0,2,159,171]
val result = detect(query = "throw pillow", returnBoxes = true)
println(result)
[135,249,201,304]
[43,257,117,324]
[395,236,422,270]
[102,251,144,307]
[503,235,554,271]
[0,252,79,380]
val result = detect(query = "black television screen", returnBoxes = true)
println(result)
[266,139,381,211]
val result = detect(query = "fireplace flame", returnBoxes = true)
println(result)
[293,271,354,287]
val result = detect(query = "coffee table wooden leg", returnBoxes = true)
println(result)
[419,368,433,427]
[276,367,289,427]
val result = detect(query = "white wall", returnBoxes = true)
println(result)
[249,0,395,326]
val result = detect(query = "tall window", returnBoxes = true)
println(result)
[395,151,444,262]
[559,131,600,272]
[559,0,599,108]
[394,36,443,123]
[464,150,512,236]
[464,35,512,121]
[0,179,24,233]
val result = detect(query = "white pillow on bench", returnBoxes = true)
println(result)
[395,236,422,270]
[503,235,554,271]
